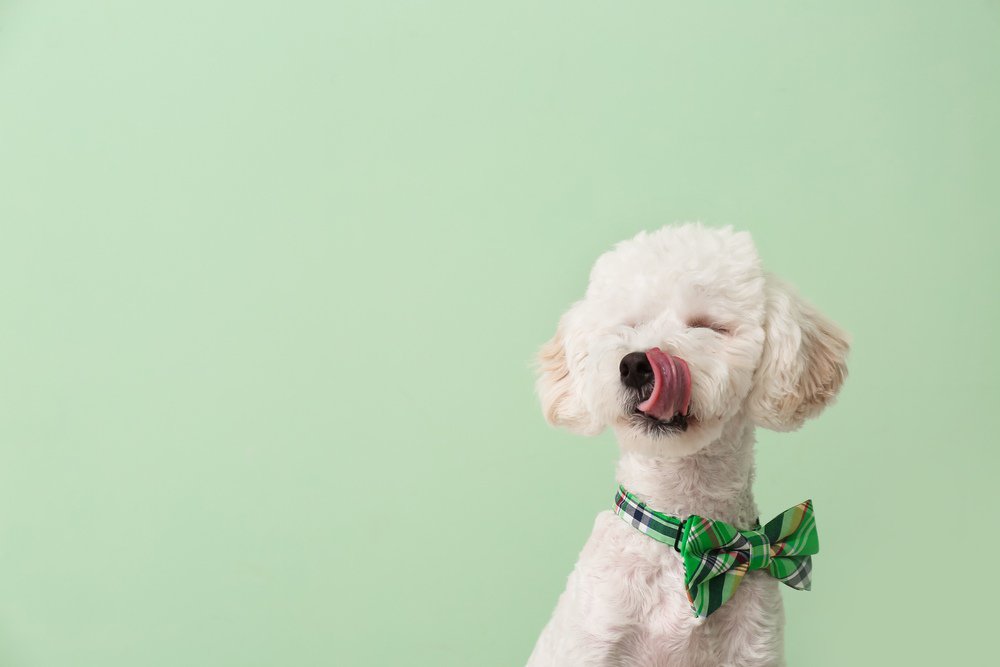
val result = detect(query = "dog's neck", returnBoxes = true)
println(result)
[615,415,759,529]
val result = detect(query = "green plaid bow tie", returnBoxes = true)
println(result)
[613,485,818,618]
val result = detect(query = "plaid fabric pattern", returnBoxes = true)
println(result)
[613,485,818,618]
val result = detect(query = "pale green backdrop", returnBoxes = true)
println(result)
[1,2,997,665]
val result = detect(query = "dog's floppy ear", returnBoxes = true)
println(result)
[535,310,602,436]
[748,272,851,432]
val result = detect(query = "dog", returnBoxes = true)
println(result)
[526,223,850,667]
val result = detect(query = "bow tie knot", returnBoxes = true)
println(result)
[683,519,774,568]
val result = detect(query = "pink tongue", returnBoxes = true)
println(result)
[637,347,692,421]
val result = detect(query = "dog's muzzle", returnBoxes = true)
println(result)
[620,347,692,422]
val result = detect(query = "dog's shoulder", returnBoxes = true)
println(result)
[573,511,689,597]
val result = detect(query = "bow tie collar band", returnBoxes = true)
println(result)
[613,486,819,618]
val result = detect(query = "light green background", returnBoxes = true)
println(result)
[1,2,997,665]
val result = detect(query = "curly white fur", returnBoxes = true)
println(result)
[528,223,850,667]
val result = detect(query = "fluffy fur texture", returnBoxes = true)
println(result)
[528,224,850,667]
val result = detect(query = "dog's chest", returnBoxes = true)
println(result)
[571,511,781,665]
[579,511,698,628]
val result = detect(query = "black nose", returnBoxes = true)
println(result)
[620,351,653,389]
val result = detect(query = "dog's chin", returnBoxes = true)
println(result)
[629,409,695,435]
[615,410,723,458]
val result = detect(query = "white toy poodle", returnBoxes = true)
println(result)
[527,223,850,667]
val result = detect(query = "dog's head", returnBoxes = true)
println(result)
[536,223,850,456]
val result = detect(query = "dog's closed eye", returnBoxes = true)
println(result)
[687,318,731,335]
